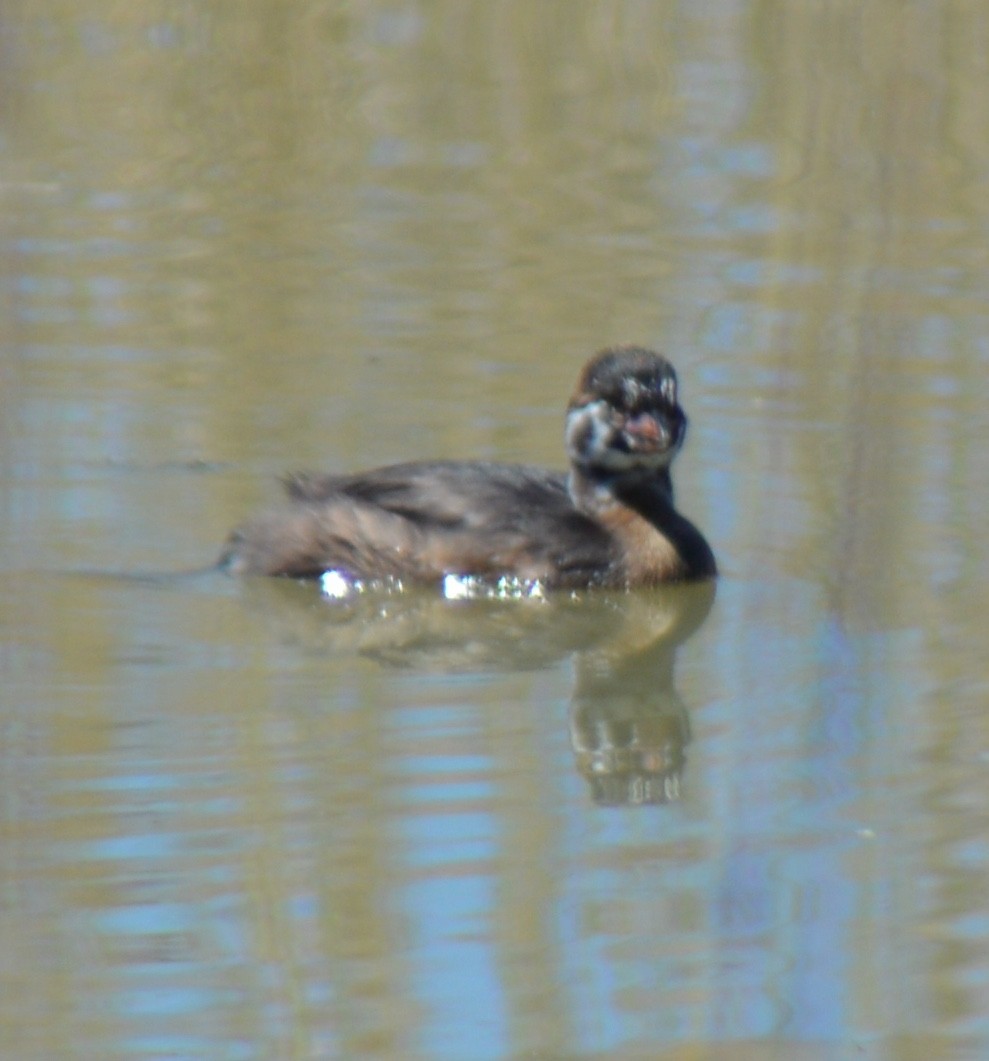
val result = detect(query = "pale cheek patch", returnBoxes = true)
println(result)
[566,401,612,462]
[567,402,677,471]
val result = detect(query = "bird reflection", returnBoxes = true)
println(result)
[567,582,713,805]
[243,577,715,806]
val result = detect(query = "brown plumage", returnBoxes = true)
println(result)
[220,346,716,588]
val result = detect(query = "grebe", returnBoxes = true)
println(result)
[220,345,716,588]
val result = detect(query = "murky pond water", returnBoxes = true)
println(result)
[3,3,989,1059]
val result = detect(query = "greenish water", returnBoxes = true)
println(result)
[2,3,988,1059]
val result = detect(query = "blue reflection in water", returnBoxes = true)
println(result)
[387,702,508,1061]
[401,876,506,1060]
[545,581,923,1054]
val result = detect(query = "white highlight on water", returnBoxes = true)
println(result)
[442,574,546,601]
[319,570,353,599]
[319,569,545,602]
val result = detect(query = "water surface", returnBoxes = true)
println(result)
[2,3,988,1059]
